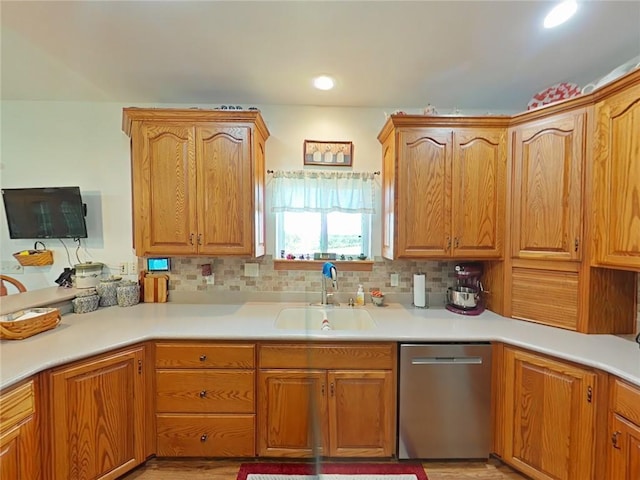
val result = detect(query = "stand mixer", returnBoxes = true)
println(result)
[446,263,485,315]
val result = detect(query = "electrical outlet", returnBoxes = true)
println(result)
[118,262,127,275]
[390,273,399,287]
[0,261,24,275]
[128,262,138,275]
[206,274,215,285]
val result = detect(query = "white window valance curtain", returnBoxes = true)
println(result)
[270,170,376,214]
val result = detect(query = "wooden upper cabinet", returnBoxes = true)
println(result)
[378,117,508,260]
[511,109,586,261]
[396,128,452,258]
[196,125,252,255]
[136,123,196,255]
[452,128,506,258]
[593,80,640,270]
[381,135,396,260]
[123,108,269,257]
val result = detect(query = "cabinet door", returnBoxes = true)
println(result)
[512,111,585,260]
[593,83,640,269]
[608,414,640,480]
[0,380,40,480]
[0,416,39,480]
[502,348,595,480]
[49,347,146,480]
[196,125,252,255]
[381,135,396,259]
[328,370,394,457]
[258,370,328,457]
[396,128,452,257]
[253,134,267,257]
[134,123,197,255]
[452,128,506,258]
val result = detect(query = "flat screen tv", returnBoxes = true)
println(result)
[2,187,88,239]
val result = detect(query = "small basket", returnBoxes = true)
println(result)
[0,308,61,340]
[13,242,54,267]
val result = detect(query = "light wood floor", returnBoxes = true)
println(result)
[121,459,530,480]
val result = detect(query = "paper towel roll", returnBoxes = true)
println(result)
[413,273,426,308]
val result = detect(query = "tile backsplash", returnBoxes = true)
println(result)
[168,256,458,306]
[165,258,640,321]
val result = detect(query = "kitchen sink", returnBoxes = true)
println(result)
[275,307,376,331]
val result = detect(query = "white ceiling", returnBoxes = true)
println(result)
[2,0,639,112]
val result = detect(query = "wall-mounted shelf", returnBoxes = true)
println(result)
[273,260,374,272]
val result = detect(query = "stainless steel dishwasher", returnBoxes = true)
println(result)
[398,343,492,459]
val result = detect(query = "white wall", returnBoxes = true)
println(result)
[0,101,390,290]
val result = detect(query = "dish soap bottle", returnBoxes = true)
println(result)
[356,284,365,306]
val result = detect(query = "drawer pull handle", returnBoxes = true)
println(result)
[612,431,621,449]
[199,355,207,362]
[199,390,207,398]
[200,434,208,442]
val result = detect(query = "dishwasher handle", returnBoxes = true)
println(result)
[411,356,483,365]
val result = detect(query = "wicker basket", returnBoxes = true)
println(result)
[13,249,54,267]
[0,308,61,340]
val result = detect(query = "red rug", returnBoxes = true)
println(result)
[237,462,428,480]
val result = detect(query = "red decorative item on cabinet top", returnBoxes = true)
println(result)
[527,82,581,110]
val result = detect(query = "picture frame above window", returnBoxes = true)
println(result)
[303,140,353,167]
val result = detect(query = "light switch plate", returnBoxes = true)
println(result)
[244,263,259,277]
[206,274,215,285]
[390,273,399,287]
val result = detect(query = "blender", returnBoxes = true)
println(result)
[446,263,485,315]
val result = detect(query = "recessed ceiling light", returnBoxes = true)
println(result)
[313,75,335,91]
[544,0,578,28]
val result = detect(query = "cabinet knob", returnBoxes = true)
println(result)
[199,390,207,398]
[446,237,451,250]
[200,434,208,442]
[330,382,335,397]
[321,384,325,396]
[197,234,202,245]
[454,237,459,248]
[199,354,207,362]
[190,233,195,245]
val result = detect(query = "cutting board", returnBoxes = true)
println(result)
[143,274,169,303]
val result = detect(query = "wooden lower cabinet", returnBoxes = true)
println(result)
[0,379,40,480]
[154,342,256,457]
[498,346,597,480]
[257,342,396,458]
[608,380,640,479]
[45,346,146,480]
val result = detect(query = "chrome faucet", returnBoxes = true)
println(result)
[321,262,338,305]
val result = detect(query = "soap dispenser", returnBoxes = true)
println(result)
[356,284,365,306]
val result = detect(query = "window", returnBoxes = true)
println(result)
[270,170,376,259]
[276,211,371,258]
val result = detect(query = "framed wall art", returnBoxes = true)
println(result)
[303,140,353,167]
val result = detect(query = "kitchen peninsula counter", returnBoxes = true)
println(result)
[0,302,638,390]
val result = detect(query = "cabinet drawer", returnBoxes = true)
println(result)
[612,379,640,426]
[0,380,35,431]
[259,343,395,369]
[156,414,255,457]
[155,343,255,368]
[156,370,254,413]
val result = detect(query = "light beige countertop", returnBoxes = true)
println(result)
[1,301,638,390]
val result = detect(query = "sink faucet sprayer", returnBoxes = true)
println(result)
[321,262,338,305]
